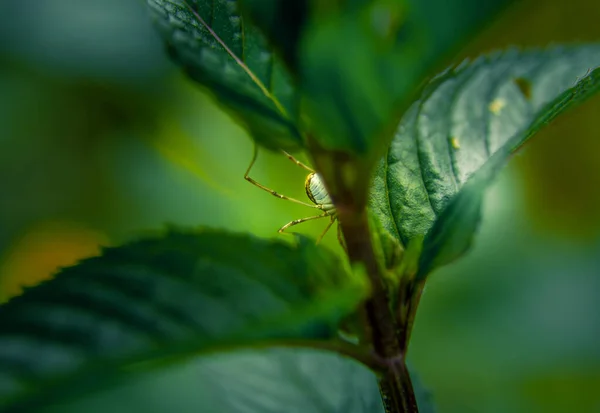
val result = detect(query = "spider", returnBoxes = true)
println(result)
[244,146,343,245]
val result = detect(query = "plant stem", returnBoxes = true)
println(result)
[307,142,419,413]
[396,278,425,355]
[380,358,419,413]
[339,208,418,413]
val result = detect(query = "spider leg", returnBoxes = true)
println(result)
[337,220,347,253]
[245,145,320,210]
[278,213,330,234]
[281,150,314,173]
[315,216,336,244]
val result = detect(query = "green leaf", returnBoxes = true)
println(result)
[301,0,513,159]
[0,228,367,411]
[238,0,309,72]
[42,349,436,413]
[369,45,600,278]
[146,0,302,151]
[43,349,386,413]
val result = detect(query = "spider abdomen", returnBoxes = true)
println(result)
[305,173,336,214]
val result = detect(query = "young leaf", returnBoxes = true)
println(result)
[146,0,303,151]
[0,228,367,411]
[301,0,513,160]
[369,45,600,279]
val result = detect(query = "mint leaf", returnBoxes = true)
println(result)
[0,228,366,411]
[301,0,513,159]
[43,349,386,413]
[147,0,302,151]
[42,349,436,413]
[369,45,600,278]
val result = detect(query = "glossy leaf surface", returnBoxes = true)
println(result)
[0,229,365,411]
[369,46,600,277]
[147,0,302,150]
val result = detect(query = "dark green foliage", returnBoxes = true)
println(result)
[47,348,389,413]
[239,0,310,71]
[0,229,365,411]
[300,0,513,160]
[1,0,599,412]
[369,47,600,277]
[147,0,303,151]
[149,0,512,164]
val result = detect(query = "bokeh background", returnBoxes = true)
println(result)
[0,0,599,412]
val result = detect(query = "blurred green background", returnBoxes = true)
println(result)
[0,1,599,412]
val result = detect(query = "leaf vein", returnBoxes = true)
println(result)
[180,0,289,119]
[482,56,517,157]
[383,151,402,243]
[413,101,438,219]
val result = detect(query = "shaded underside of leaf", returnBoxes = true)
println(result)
[0,228,365,411]
[238,0,309,72]
[40,349,438,413]
[369,45,600,276]
[43,348,387,413]
[147,0,303,151]
[300,0,513,159]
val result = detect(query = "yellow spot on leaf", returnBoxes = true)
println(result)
[450,137,461,149]
[489,98,506,115]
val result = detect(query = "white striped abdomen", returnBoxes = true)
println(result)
[305,173,336,215]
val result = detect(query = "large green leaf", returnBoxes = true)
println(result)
[146,0,302,151]
[0,228,367,411]
[369,45,600,278]
[301,0,513,159]
[42,349,385,413]
[42,349,436,413]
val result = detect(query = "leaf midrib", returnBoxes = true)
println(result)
[164,0,291,120]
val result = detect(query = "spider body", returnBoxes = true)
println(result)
[244,147,342,245]
[305,172,336,216]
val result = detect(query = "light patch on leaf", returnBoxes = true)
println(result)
[450,137,461,149]
[370,45,600,278]
[488,97,506,114]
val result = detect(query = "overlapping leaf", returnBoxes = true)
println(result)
[238,0,309,71]
[369,45,600,277]
[301,0,513,159]
[43,349,386,413]
[42,349,436,413]
[0,228,366,411]
[147,0,302,150]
